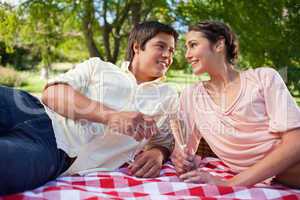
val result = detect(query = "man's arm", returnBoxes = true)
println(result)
[42,83,113,124]
[42,83,158,140]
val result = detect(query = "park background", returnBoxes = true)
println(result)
[0,0,299,105]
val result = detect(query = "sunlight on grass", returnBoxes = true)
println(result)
[16,68,300,106]
[166,70,209,92]
[17,71,46,93]
[16,63,73,94]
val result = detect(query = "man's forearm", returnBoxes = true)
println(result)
[148,145,171,162]
[42,84,114,124]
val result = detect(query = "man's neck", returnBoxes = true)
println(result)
[130,61,156,84]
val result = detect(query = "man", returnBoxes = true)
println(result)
[0,21,178,195]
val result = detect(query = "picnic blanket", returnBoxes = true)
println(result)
[2,157,300,200]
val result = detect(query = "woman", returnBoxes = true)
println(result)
[171,21,300,188]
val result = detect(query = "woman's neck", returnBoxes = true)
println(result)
[207,63,239,90]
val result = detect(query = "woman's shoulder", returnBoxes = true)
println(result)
[243,67,280,78]
[242,67,283,87]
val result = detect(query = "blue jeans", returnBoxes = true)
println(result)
[0,86,72,195]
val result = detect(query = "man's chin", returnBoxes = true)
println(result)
[148,74,163,81]
[156,71,167,78]
[150,69,163,76]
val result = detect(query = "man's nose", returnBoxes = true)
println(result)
[162,49,172,58]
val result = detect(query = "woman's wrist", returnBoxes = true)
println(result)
[224,178,235,187]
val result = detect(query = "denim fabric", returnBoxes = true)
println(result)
[0,86,71,195]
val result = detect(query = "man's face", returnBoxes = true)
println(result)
[133,32,175,82]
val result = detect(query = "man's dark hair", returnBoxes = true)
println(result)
[126,21,178,62]
[189,21,239,65]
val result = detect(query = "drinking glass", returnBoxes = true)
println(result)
[169,112,188,150]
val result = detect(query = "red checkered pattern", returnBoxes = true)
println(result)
[2,157,300,200]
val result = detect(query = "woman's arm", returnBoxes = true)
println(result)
[180,128,300,186]
[227,128,300,186]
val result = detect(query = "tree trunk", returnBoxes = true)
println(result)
[102,0,113,62]
[82,0,102,58]
[40,66,49,80]
[102,24,113,62]
[131,2,142,25]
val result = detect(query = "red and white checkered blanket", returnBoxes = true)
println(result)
[2,157,300,200]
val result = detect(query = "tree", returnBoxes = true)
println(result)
[18,0,72,78]
[12,0,174,67]
[175,0,300,95]
[0,3,39,69]
[0,3,19,60]
[80,0,173,63]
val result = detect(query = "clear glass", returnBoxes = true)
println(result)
[169,111,188,150]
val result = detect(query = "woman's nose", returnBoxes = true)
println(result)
[185,49,191,60]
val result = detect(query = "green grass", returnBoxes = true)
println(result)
[17,71,47,94]
[17,63,73,94]
[166,70,209,92]
[166,70,300,106]
[16,68,300,106]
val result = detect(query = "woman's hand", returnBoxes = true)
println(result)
[171,147,196,175]
[180,168,227,185]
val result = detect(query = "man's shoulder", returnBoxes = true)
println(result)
[85,57,121,72]
[156,82,178,96]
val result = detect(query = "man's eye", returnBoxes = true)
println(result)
[156,44,164,49]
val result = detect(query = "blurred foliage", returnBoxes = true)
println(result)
[174,0,300,95]
[0,66,27,87]
[0,0,299,94]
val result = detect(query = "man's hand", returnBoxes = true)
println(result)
[128,148,165,178]
[106,111,158,141]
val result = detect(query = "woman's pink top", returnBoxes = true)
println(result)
[179,67,300,172]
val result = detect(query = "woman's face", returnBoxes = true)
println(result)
[185,31,220,75]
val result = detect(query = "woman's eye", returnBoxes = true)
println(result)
[191,43,197,48]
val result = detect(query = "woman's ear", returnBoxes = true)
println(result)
[133,42,140,54]
[215,39,225,52]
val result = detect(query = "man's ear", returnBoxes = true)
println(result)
[133,42,140,54]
